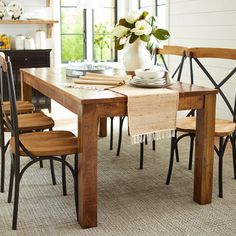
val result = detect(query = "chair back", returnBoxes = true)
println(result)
[188,47,236,121]
[0,53,20,156]
[0,53,6,135]
[0,52,7,104]
[154,45,188,81]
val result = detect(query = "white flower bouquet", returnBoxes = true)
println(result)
[113,10,170,51]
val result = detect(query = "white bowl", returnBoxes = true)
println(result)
[135,66,166,79]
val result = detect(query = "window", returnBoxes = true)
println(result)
[93,0,117,62]
[139,0,167,28]
[139,0,153,13]
[60,0,117,63]
[60,0,85,63]
[156,0,167,28]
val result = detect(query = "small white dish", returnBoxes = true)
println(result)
[135,66,167,79]
[129,76,167,88]
[7,2,23,20]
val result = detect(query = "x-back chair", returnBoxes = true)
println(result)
[166,47,236,198]
[1,55,80,230]
[0,52,56,193]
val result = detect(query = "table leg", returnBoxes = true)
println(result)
[194,94,216,204]
[21,72,32,102]
[78,104,98,228]
[99,117,107,137]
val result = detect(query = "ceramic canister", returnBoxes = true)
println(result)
[15,34,25,50]
[35,30,46,49]
[24,36,35,50]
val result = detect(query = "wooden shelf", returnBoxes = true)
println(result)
[0,19,58,38]
[0,1,56,37]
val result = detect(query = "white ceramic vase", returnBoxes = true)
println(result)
[15,34,25,50]
[35,30,46,49]
[123,39,152,73]
[24,36,35,50]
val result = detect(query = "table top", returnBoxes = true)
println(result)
[21,67,218,105]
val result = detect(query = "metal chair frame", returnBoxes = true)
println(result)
[166,48,236,198]
[0,65,56,193]
[2,58,78,230]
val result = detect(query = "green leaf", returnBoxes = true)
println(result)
[153,28,170,41]
[119,18,134,28]
[140,11,149,20]
[140,34,151,42]
[129,34,138,44]
[149,16,156,28]
[147,39,159,54]
[115,39,125,50]
[119,18,127,26]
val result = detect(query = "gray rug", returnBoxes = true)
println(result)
[0,118,236,236]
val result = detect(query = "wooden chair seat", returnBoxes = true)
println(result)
[177,117,236,137]
[10,131,79,157]
[3,101,34,114]
[4,112,54,132]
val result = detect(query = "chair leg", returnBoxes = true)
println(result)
[140,141,144,169]
[110,117,114,150]
[174,131,179,163]
[12,154,20,230]
[8,154,15,203]
[62,155,67,196]
[74,154,79,220]
[0,129,5,193]
[166,136,176,185]
[188,134,195,170]
[116,116,125,156]
[145,135,148,145]
[49,127,56,184]
[39,160,43,168]
[175,143,180,162]
[230,133,236,179]
[152,140,156,151]
[50,160,56,185]
[218,137,224,198]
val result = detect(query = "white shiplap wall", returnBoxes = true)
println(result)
[168,0,236,119]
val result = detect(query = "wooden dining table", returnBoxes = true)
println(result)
[20,67,218,229]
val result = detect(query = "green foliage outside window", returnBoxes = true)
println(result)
[61,7,84,63]
[60,0,116,63]
[94,23,114,61]
[61,35,84,62]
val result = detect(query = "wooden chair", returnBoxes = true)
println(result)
[166,47,236,198]
[0,53,56,193]
[1,55,80,230]
[116,45,188,169]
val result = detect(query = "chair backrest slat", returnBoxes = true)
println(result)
[157,45,188,56]
[187,47,236,60]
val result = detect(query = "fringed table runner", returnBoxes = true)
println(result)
[110,84,179,144]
